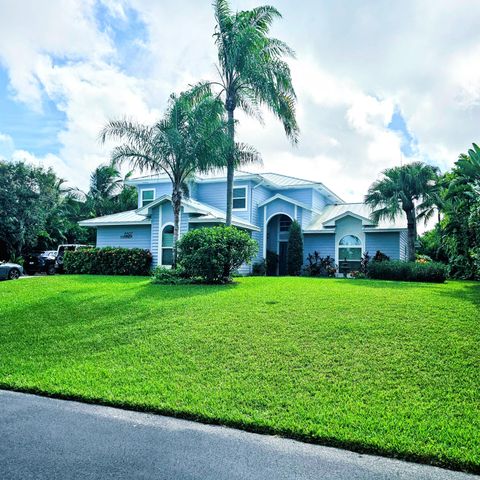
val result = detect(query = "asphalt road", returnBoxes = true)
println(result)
[0,390,476,480]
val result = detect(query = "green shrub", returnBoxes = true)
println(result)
[64,247,152,276]
[287,220,303,276]
[177,226,258,284]
[367,260,446,283]
[151,266,197,285]
[304,251,336,277]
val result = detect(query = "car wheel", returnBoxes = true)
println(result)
[8,268,21,280]
[47,265,56,275]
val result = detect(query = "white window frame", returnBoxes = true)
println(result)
[232,185,248,211]
[140,188,155,208]
[160,222,175,267]
[336,235,363,264]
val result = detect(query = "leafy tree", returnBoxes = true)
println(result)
[211,0,299,225]
[417,226,448,263]
[100,87,232,266]
[287,220,303,275]
[0,161,65,258]
[365,162,440,261]
[441,144,480,279]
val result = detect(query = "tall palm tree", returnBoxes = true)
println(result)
[211,0,299,225]
[365,162,440,261]
[100,87,249,266]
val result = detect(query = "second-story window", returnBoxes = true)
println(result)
[141,189,155,207]
[232,186,247,210]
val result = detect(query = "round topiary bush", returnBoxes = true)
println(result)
[177,226,258,283]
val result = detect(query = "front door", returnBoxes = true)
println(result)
[278,241,288,275]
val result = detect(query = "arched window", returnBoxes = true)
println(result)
[338,235,362,262]
[161,225,174,265]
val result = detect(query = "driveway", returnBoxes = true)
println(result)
[0,390,476,480]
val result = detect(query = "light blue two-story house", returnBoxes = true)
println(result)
[80,171,407,274]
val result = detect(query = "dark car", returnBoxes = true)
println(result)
[0,261,24,280]
[24,251,57,275]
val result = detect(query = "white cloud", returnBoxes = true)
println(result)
[0,133,15,159]
[0,0,479,200]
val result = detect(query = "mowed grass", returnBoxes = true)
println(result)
[0,276,479,471]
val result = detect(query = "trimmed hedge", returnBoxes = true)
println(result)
[177,226,258,283]
[367,260,447,283]
[64,247,152,276]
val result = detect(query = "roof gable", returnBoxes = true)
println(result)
[323,211,374,227]
[258,193,317,212]
[305,203,407,231]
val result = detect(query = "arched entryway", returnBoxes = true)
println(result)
[266,213,293,275]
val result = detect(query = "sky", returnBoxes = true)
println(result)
[0,0,479,201]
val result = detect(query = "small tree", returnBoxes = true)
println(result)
[287,220,303,276]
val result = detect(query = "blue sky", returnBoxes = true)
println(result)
[0,69,65,157]
[0,0,478,197]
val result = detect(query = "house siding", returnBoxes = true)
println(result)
[365,232,401,260]
[399,231,408,260]
[251,185,271,263]
[312,190,328,212]
[137,183,171,208]
[150,206,160,266]
[272,188,312,206]
[97,225,151,250]
[266,198,295,221]
[303,234,335,265]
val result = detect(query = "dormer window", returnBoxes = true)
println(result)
[232,186,247,210]
[141,189,155,207]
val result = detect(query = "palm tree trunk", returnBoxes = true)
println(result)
[172,186,182,268]
[406,208,417,261]
[225,105,235,226]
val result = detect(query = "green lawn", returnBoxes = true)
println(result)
[1,276,479,471]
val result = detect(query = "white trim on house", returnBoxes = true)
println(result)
[363,227,408,232]
[232,185,249,212]
[79,209,151,227]
[160,222,174,267]
[258,193,318,213]
[264,211,294,259]
[262,206,267,258]
[336,234,363,268]
[159,205,163,262]
[140,188,155,208]
[323,211,373,227]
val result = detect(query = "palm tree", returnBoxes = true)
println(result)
[211,0,299,225]
[100,87,239,266]
[365,162,440,261]
[86,165,137,217]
